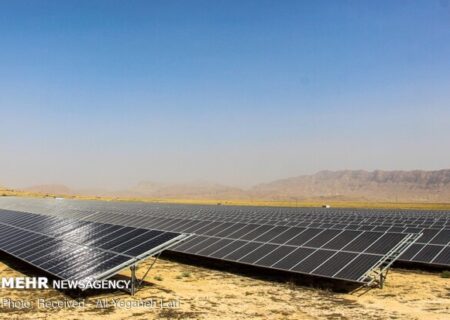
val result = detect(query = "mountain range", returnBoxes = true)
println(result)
[15,169,450,203]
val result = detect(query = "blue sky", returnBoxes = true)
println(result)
[0,0,449,189]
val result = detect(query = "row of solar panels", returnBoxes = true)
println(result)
[0,208,185,284]
[1,197,448,221]
[0,197,448,284]
[1,198,448,232]
[76,211,450,229]
[173,235,390,282]
[4,198,446,268]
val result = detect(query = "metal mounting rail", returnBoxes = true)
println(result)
[360,232,422,288]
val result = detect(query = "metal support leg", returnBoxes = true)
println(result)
[379,267,388,289]
[124,255,160,296]
[138,253,160,288]
[130,265,137,296]
[382,268,389,289]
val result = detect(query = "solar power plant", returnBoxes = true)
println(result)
[2,198,443,287]
[1,197,447,269]
[0,207,187,286]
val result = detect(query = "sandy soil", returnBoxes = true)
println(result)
[0,255,448,320]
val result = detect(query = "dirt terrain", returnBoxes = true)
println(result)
[0,254,448,320]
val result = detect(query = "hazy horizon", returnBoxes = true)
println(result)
[3,168,450,192]
[1,1,450,190]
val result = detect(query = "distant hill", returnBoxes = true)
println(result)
[23,184,73,195]
[20,181,246,200]
[250,170,450,202]
[17,169,450,202]
[113,181,246,199]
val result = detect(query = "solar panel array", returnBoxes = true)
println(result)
[2,198,446,268]
[0,207,185,285]
[0,198,440,285]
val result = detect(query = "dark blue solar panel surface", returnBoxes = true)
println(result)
[0,208,182,283]
[0,197,448,284]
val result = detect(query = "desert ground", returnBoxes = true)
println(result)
[4,187,450,211]
[0,253,448,320]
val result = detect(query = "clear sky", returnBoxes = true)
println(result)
[0,0,449,189]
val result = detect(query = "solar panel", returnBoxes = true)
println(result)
[0,208,188,288]
[1,197,448,286]
[0,222,131,282]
